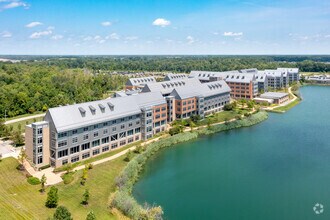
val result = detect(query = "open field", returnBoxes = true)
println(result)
[0,156,128,219]
[273,99,301,112]
[5,116,44,133]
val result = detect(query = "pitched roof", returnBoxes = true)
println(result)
[125,76,157,86]
[260,92,288,99]
[164,73,189,81]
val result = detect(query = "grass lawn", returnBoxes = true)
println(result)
[6,116,44,133]
[273,99,301,112]
[197,110,244,126]
[0,156,128,219]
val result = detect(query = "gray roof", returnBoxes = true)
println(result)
[277,68,299,73]
[189,70,239,81]
[141,78,201,95]
[259,70,283,78]
[189,70,255,83]
[254,73,268,82]
[164,73,189,81]
[126,76,157,86]
[170,80,231,99]
[47,92,165,132]
[223,72,255,83]
[260,92,288,99]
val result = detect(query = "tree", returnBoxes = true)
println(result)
[81,168,88,185]
[12,131,24,146]
[40,174,47,193]
[223,103,233,111]
[207,118,211,130]
[17,147,27,170]
[0,119,6,137]
[86,211,96,220]
[53,206,73,220]
[82,189,90,205]
[64,163,73,174]
[124,150,133,162]
[189,121,195,132]
[45,186,59,208]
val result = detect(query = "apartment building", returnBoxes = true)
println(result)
[259,70,284,90]
[125,76,157,90]
[277,68,299,84]
[305,74,330,84]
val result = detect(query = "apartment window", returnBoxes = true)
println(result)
[70,146,80,154]
[135,127,140,133]
[120,140,126,146]
[58,140,67,148]
[72,129,78,135]
[37,146,43,153]
[121,118,125,122]
[111,143,118,149]
[146,126,152,132]
[136,121,140,125]
[155,114,160,119]
[111,134,118,141]
[37,128,43,135]
[102,137,109,144]
[127,129,134,136]
[112,120,116,125]
[103,122,108,127]
[82,152,90,159]
[103,129,108,135]
[94,124,98,129]
[146,119,152,124]
[155,108,160,113]
[120,124,125,129]
[72,137,78,143]
[119,132,126,138]
[58,132,67,138]
[62,159,68,165]
[135,135,140,141]
[58,149,68,158]
[128,137,134,143]
[128,122,133,127]
[83,134,89,140]
[135,114,140,118]
[183,101,186,105]
[161,107,166,111]
[37,137,43,144]
[81,143,90,150]
[128,116,133,120]
[93,149,100,156]
[162,113,166,118]
[71,155,79,163]
[94,132,99,137]
[102,146,110,152]
[37,156,43,164]
[92,140,100,147]
[83,127,89,132]
[112,127,116,132]
[146,112,152,117]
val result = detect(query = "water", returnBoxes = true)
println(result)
[133,86,330,220]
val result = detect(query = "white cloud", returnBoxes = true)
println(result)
[213,32,219,35]
[125,36,138,41]
[25,21,43,28]
[29,30,52,39]
[47,26,55,30]
[99,39,106,44]
[186,36,195,44]
[83,36,93,41]
[101,21,112,26]
[1,31,12,38]
[105,33,120,40]
[152,18,171,27]
[223,32,243,37]
[51,35,63,40]
[1,1,29,10]
[94,35,101,40]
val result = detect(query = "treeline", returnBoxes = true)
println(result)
[0,63,128,117]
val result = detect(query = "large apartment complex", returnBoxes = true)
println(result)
[26,76,230,168]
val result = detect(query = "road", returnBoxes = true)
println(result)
[4,113,46,125]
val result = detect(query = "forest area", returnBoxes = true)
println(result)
[0,55,329,119]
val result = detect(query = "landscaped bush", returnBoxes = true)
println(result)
[61,172,75,185]
[27,176,41,185]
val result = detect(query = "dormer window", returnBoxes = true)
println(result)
[98,104,105,113]
[79,107,86,117]
[107,102,114,111]
[89,105,96,115]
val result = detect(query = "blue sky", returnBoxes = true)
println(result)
[0,0,329,55]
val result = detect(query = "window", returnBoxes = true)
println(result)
[127,129,134,136]
[119,132,126,138]
[135,135,140,141]
[81,143,90,150]
[102,146,110,152]
[111,134,118,141]
[103,129,108,135]
[62,159,68,165]
[128,116,133,120]
[161,107,166,111]
[94,132,99,137]
[136,121,140,125]
[71,155,79,163]
[120,124,125,129]
[94,124,98,129]
[103,122,108,126]
[147,126,152,132]
[58,149,68,158]
[121,118,125,122]
[72,137,78,143]
[92,140,100,147]
[111,143,118,149]
[128,122,133,127]
[37,156,43,164]
[83,134,89,140]
[128,137,134,143]
[72,129,78,135]
[58,132,67,138]
[70,146,80,154]
[135,127,140,133]
[112,127,116,132]
[146,112,152,117]
[58,140,67,148]
[37,137,43,144]
[83,127,89,132]
[37,128,43,135]
[93,149,100,155]
[37,147,43,153]
[120,140,126,146]
[102,137,109,144]
[82,152,90,159]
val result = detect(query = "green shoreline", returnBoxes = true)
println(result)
[110,111,269,219]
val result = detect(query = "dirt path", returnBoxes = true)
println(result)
[4,113,46,125]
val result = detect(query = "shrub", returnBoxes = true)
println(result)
[27,176,41,185]
[223,103,233,111]
[169,126,181,136]
[124,150,133,162]
[82,189,90,205]
[45,186,59,208]
[62,172,74,185]
[86,211,96,220]
[86,163,93,170]
[53,206,73,220]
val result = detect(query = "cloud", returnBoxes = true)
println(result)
[101,21,112,26]
[125,36,138,41]
[105,33,120,40]
[213,32,219,35]
[152,18,171,27]
[94,35,101,40]
[186,36,195,44]
[83,36,93,41]
[47,26,55,30]
[29,30,52,39]
[51,35,63,40]
[1,31,12,38]
[1,1,29,10]
[25,21,43,28]
[223,32,243,37]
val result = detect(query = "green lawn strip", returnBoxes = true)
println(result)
[5,116,44,133]
[5,112,44,121]
[273,99,300,112]
[0,155,129,219]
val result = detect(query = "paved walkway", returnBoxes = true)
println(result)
[261,87,298,111]
[4,113,46,125]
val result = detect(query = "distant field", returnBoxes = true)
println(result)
[0,156,128,219]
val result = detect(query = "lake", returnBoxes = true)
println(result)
[133,86,330,220]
